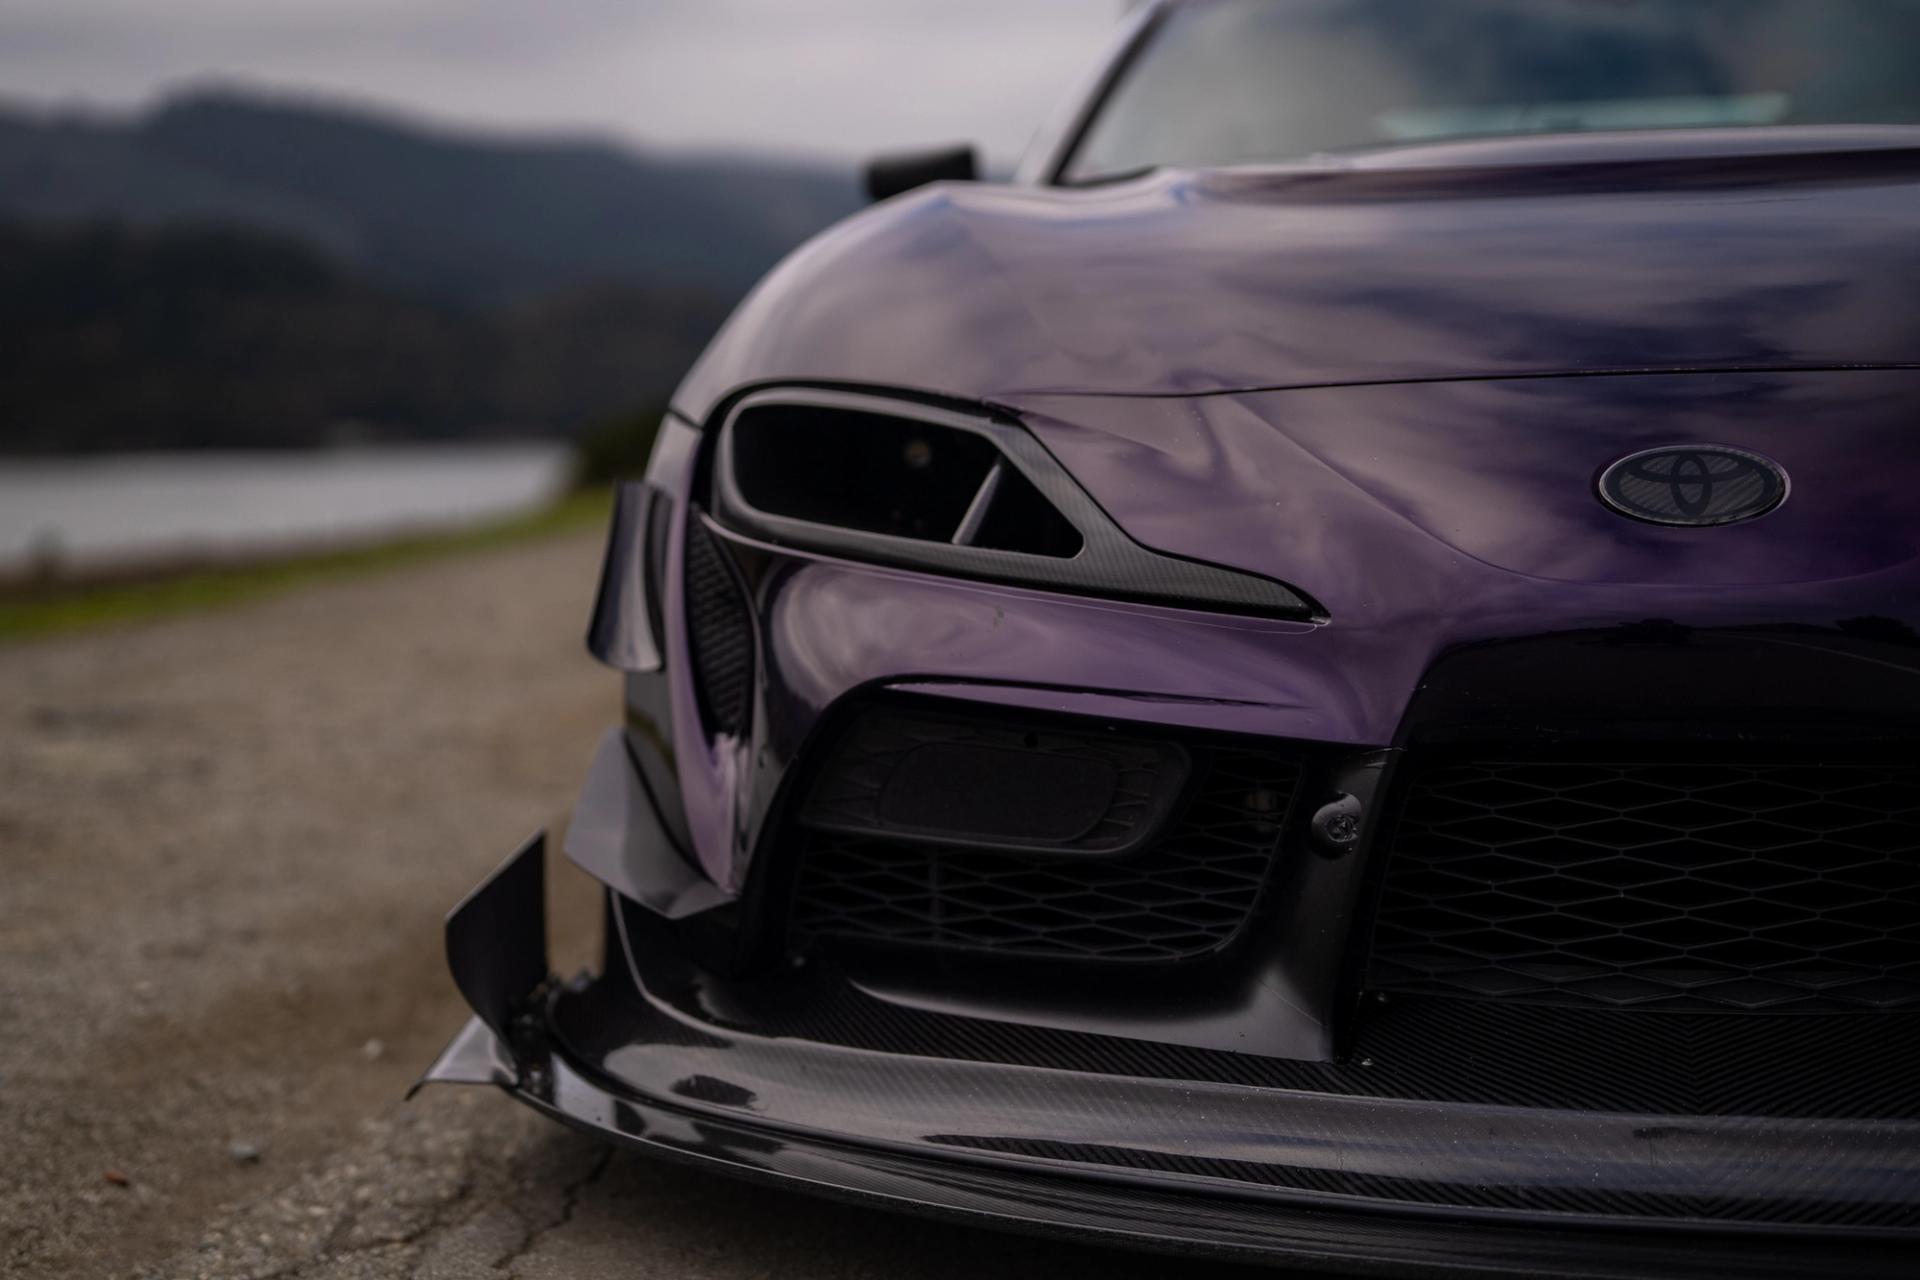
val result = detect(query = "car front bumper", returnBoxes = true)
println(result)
[416,835,1920,1278]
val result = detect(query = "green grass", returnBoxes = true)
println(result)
[0,487,613,641]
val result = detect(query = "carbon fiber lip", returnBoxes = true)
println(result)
[552,900,1920,1239]
[453,1019,1916,1280]
[420,1016,1902,1280]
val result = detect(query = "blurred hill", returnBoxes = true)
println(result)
[0,221,737,452]
[0,89,862,305]
[0,89,863,453]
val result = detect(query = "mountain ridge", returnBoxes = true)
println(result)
[0,87,866,451]
[0,86,864,307]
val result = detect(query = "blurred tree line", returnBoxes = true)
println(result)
[0,221,729,454]
[0,90,863,456]
[573,407,666,488]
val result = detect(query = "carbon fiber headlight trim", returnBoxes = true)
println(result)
[711,388,1321,620]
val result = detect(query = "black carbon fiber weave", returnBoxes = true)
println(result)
[570,915,1920,1236]
[931,1135,1920,1229]
[684,516,755,737]
[515,1041,1920,1278]
[631,934,1920,1120]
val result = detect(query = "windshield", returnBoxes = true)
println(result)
[1065,0,1920,182]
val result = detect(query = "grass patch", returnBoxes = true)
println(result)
[0,486,612,641]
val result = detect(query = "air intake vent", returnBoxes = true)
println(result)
[683,517,754,738]
[788,703,1301,964]
[725,401,1081,557]
[711,389,1319,620]
[797,706,1190,856]
[961,463,1082,558]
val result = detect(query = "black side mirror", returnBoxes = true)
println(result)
[863,144,978,202]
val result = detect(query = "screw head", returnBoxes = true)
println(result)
[1310,793,1365,856]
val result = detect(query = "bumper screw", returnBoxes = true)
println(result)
[1310,794,1365,857]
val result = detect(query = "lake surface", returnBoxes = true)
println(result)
[0,444,574,574]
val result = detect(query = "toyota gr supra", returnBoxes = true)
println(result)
[416,1,1920,1273]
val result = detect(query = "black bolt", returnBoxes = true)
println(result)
[1310,793,1365,857]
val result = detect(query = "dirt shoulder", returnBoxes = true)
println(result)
[0,530,609,1277]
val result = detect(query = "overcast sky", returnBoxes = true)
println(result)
[0,0,1132,163]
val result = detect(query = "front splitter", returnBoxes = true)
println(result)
[420,1008,1920,1280]
[415,835,1920,1277]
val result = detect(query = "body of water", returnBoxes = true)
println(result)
[0,444,575,576]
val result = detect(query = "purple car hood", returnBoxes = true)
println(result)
[674,128,1920,422]
[1013,370,1920,608]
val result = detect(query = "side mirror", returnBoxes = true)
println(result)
[863,144,978,202]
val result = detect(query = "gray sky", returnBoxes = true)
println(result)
[0,0,1131,163]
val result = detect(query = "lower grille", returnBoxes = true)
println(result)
[790,713,1300,964]
[1368,752,1920,1012]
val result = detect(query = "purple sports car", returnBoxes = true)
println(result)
[418,1,1920,1272]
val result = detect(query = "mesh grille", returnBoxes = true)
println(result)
[684,519,754,738]
[792,749,1299,963]
[1368,754,1920,1012]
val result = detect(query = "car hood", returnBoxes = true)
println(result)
[1014,370,1920,599]
[674,128,1920,421]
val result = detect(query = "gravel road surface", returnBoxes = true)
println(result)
[1,532,1278,1279]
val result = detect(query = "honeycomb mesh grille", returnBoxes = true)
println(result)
[792,749,1299,963]
[1368,753,1920,1012]
[684,518,754,738]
